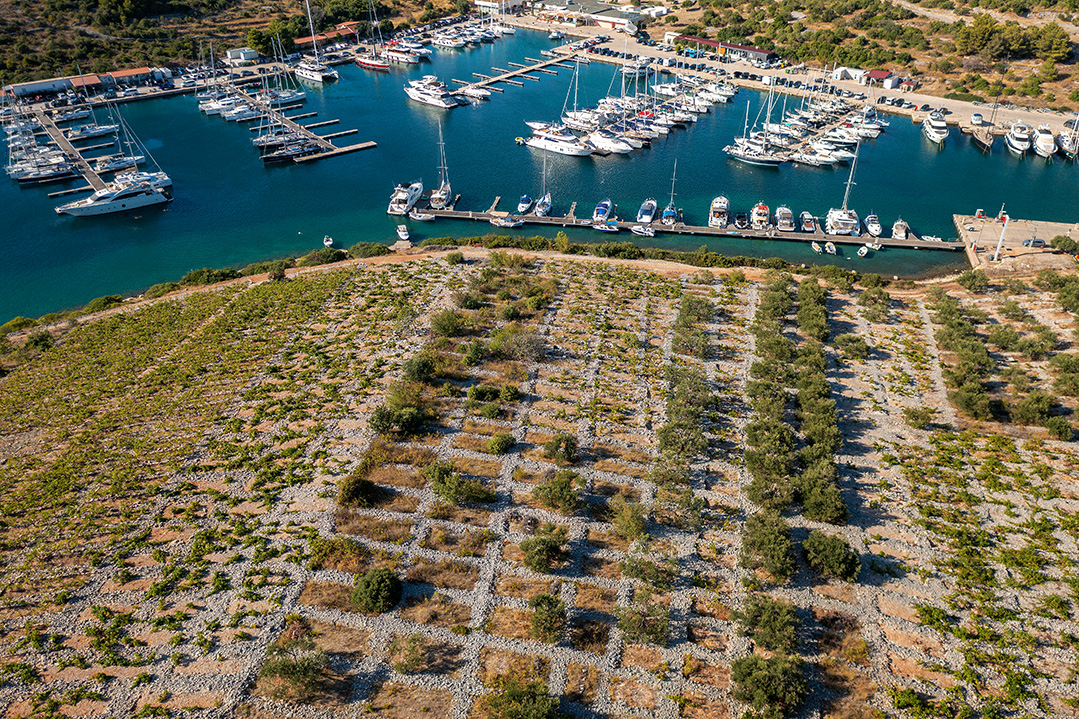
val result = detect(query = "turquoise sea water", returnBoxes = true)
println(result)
[2,29,1075,320]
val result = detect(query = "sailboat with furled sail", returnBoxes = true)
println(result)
[825,141,861,236]
[534,151,552,216]
[429,121,451,209]
[294,0,339,84]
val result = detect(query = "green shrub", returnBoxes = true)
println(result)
[499,383,521,402]
[519,524,568,572]
[144,282,181,299]
[258,631,328,700]
[403,354,437,384]
[950,382,991,420]
[802,531,860,581]
[1010,390,1057,426]
[528,594,566,643]
[615,591,670,646]
[1046,415,1073,441]
[501,304,522,321]
[84,295,123,314]
[956,269,990,293]
[532,470,581,513]
[902,406,936,429]
[25,330,53,352]
[348,242,390,258]
[463,340,487,366]
[544,433,577,464]
[487,433,515,455]
[484,677,559,719]
[424,460,496,503]
[180,267,241,286]
[488,324,545,361]
[610,496,647,540]
[446,251,465,265]
[351,568,402,614]
[468,385,501,403]
[240,258,294,277]
[730,654,807,718]
[336,475,382,508]
[802,479,848,525]
[0,316,36,336]
[740,511,795,582]
[297,248,348,267]
[834,333,869,361]
[431,309,466,337]
[454,291,482,309]
[732,594,799,652]
[368,405,427,435]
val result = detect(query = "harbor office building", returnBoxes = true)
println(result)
[527,1,643,32]
[4,67,171,98]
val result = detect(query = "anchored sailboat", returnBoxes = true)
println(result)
[429,121,452,209]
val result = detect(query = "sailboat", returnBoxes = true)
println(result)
[1058,113,1079,160]
[660,159,678,225]
[824,141,861,236]
[724,98,784,167]
[355,0,390,71]
[534,151,552,216]
[429,121,452,209]
[294,0,339,84]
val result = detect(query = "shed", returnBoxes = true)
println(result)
[862,69,892,85]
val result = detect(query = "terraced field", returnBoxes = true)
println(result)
[0,251,1075,719]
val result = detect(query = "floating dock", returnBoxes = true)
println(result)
[452,54,576,97]
[417,196,961,251]
[32,109,107,190]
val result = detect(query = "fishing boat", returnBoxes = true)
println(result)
[631,225,655,237]
[397,225,410,240]
[323,235,334,247]
[707,196,729,228]
[1004,122,1032,156]
[592,198,613,223]
[865,213,882,238]
[55,180,170,217]
[824,241,837,255]
[891,218,909,240]
[429,121,452,209]
[800,212,815,233]
[517,194,533,214]
[637,198,658,224]
[811,241,823,254]
[857,245,869,257]
[775,205,795,232]
[750,202,770,231]
[294,0,340,83]
[408,210,435,221]
[921,112,949,147]
[387,181,423,215]
[661,160,678,225]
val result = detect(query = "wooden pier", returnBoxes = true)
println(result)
[452,54,576,97]
[33,109,106,191]
[408,196,963,252]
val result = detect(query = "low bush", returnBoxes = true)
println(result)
[532,470,581,513]
[615,590,670,646]
[424,460,496,503]
[956,269,990,293]
[454,291,482,309]
[610,496,647,540]
[485,677,560,719]
[431,309,467,337]
[0,316,36,336]
[834,333,869,361]
[528,594,567,643]
[351,568,402,614]
[732,594,799,652]
[25,330,53,351]
[348,242,390,258]
[802,531,860,581]
[258,629,328,700]
[730,654,807,719]
[297,248,348,267]
[544,433,577,464]
[446,251,465,265]
[740,511,795,583]
[487,433,515,455]
[519,524,568,572]
[84,295,123,314]
[1046,415,1073,441]
[180,267,240,286]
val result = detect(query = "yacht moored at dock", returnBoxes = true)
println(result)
[388,181,423,215]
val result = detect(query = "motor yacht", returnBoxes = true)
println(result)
[866,242,882,251]
[324,235,334,247]
[592,198,613,223]
[1004,123,1032,156]
[115,169,171,190]
[387,181,423,215]
[491,216,524,228]
[775,205,795,232]
[825,208,860,236]
[921,112,949,146]
[404,76,460,108]
[891,218,909,240]
[586,129,632,154]
[432,35,466,49]
[294,59,339,84]
[637,198,657,224]
[381,46,421,64]
[397,225,410,240]
[55,180,170,216]
[707,196,729,228]
[522,132,594,157]
[750,202,770,231]
[800,212,815,232]
[857,245,868,258]
[865,213,882,238]
[517,194,533,214]
[1032,125,1057,159]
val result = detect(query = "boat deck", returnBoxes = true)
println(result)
[419,196,960,250]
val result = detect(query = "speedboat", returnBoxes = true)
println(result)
[1032,125,1057,159]
[592,198,613,223]
[824,242,837,255]
[775,205,795,232]
[631,225,655,237]
[324,235,334,247]
[857,245,869,257]
[593,221,619,233]
[396,225,410,240]
[408,210,435,221]
[55,180,170,217]
[865,213,882,237]
[734,212,749,230]
[800,212,815,232]
[522,133,594,157]
[891,218,909,240]
[921,112,949,146]
[387,181,423,215]
[1005,123,1032,156]
[707,196,729,228]
[534,192,552,217]
[517,194,533,214]
[825,208,860,236]
[463,87,492,100]
[750,202,770,231]
[811,241,823,254]
[637,198,657,224]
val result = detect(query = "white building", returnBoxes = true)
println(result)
[225,47,260,65]
[532,1,642,31]
[831,66,866,82]
[475,0,524,14]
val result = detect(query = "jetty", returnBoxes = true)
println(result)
[32,109,106,190]
[451,54,575,98]
[954,212,1079,275]
[415,196,961,251]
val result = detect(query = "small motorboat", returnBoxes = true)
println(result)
[323,235,334,247]
[592,198,613,223]
[866,242,883,251]
[490,216,524,228]
[825,241,837,255]
[593,221,619,233]
[517,194,533,214]
[631,225,655,237]
[857,245,869,257]
[637,198,658,224]
[463,86,492,100]
[865,213,883,237]
[800,212,816,233]
[734,212,749,230]
[396,225,410,240]
[811,241,823,254]
[408,210,435,221]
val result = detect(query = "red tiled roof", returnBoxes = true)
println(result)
[108,67,151,78]
[866,69,892,80]
[70,75,102,87]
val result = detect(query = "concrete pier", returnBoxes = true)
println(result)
[954,213,1079,275]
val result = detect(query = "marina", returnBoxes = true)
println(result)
[31,109,107,190]
[1,27,1072,320]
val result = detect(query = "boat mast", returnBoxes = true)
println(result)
[841,141,859,211]
[305,0,322,64]
[437,119,448,189]
[669,159,678,205]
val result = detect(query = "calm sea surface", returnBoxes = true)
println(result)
[2,29,1074,320]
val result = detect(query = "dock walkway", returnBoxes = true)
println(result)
[33,109,106,190]
[452,54,575,97]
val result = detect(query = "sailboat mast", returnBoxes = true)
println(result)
[438,120,448,188]
[669,159,677,204]
[841,142,859,211]
[305,0,322,63]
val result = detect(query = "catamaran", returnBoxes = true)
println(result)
[294,0,339,84]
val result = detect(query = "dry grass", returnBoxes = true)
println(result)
[309,620,368,657]
[427,503,491,527]
[386,636,465,677]
[687,623,726,651]
[366,466,425,489]
[463,419,505,436]
[565,662,599,705]
[377,442,437,467]
[451,456,504,478]
[400,593,472,629]
[593,458,649,479]
[816,610,870,665]
[421,526,495,557]
[691,595,730,621]
[405,559,480,590]
[334,512,412,544]
[575,584,617,612]
[609,677,657,710]
[592,480,639,500]
[586,528,631,552]
[511,466,552,485]
[360,681,453,717]
[297,582,353,613]
[570,618,611,654]
[477,648,550,687]
[493,574,558,600]
[582,556,621,580]
[593,442,653,465]
[621,644,661,670]
[452,434,492,453]
[486,606,534,641]
[683,657,730,689]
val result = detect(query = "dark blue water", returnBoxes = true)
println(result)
[2,29,1072,320]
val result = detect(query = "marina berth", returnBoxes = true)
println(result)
[387,181,423,215]
[921,111,949,146]
[1004,122,1032,156]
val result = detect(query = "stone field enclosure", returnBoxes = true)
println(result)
[0,250,1077,719]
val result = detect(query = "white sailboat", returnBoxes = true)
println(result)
[294,0,340,84]
[429,121,452,209]
[534,151,552,217]
[660,159,678,225]
[825,141,861,236]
